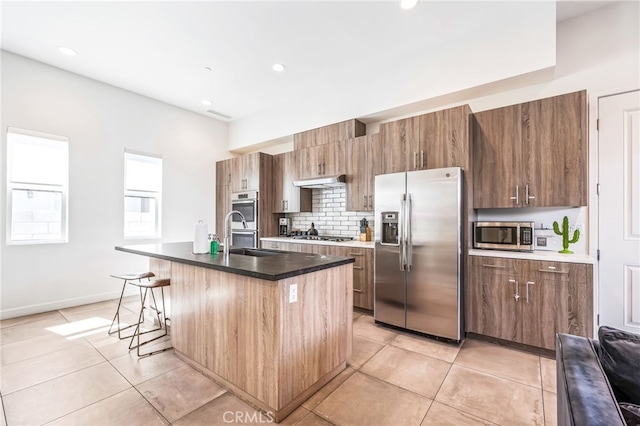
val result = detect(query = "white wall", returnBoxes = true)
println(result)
[0,51,229,319]
[364,2,639,131]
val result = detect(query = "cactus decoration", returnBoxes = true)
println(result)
[553,216,580,254]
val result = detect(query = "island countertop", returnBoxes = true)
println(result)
[115,241,355,281]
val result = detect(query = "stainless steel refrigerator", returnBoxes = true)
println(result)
[374,167,462,341]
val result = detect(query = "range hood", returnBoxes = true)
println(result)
[293,175,346,189]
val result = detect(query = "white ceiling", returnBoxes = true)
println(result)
[1,1,615,148]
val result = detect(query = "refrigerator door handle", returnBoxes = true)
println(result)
[399,194,406,271]
[406,194,413,271]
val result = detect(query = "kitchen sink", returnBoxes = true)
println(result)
[228,248,283,257]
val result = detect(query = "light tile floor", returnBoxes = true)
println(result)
[0,300,557,425]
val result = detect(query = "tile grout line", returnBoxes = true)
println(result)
[87,327,175,425]
[1,309,127,424]
[538,355,547,426]
[0,393,7,426]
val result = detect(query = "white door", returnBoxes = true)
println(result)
[598,90,640,333]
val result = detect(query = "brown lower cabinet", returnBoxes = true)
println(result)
[467,255,593,350]
[263,241,373,310]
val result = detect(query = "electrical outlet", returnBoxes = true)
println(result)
[570,223,584,234]
[289,283,297,303]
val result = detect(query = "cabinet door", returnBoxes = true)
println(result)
[536,261,593,340]
[242,153,260,191]
[473,105,522,208]
[343,247,373,310]
[524,91,588,207]
[325,140,346,176]
[297,145,323,179]
[272,153,286,212]
[423,105,471,170]
[378,117,419,174]
[346,136,370,211]
[216,159,231,187]
[273,152,310,213]
[518,259,558,350]
[469,256,520,341]
[366,134,379,209]
[228,154,259,192]
[215,183,231,236]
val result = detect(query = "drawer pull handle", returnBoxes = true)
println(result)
[482,264,506,269]
[353,289,363,293]
[548,266,556,270]
[353,266,364,270]
[538,269,568,274]
[349,252,364,256]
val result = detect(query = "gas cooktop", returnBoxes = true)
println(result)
[290,235,353,242]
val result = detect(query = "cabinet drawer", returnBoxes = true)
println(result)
[474,256,513,274]
[344,248,366,268]
[535,261,571,277]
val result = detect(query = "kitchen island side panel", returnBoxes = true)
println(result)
[170,262,278,407]
[276,264,353,408]
[168,260,352,416]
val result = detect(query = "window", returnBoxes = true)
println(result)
[6,127,69,244]
[124,150,162,238]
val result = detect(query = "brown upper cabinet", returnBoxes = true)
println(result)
[297,140,346,179]
[346,134,379,211]
[378,105,472,175]
[272,151,312,213]
[378,116,419,174]
[230,153,262,192]
[473,90,588,208]
[294,119,366,150]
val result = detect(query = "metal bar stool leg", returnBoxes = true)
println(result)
[108,272,155,340]
[128,278,172,357]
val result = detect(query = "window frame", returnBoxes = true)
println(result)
[123,150,162,239]
[6,127,69,245]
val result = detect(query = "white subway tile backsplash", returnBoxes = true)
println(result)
[284,187,375,238]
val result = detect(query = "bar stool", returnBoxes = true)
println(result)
[108,272,155,340]
[127,277,172,357]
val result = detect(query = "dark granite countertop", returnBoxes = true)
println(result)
[115,242,355,281]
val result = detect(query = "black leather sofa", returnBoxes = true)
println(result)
[556,328,640,426]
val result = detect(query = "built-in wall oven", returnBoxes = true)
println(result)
[231,230,258,248]
[231,191,258,248]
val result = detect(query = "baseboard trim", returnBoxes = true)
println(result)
[0,289,138,320]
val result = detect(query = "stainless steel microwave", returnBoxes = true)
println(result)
[473,221,534,252]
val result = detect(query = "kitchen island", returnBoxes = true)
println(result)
[115,242,354,422]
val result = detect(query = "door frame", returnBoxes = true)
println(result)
[588,86,640,336]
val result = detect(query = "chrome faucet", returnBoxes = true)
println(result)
[223,210,247,258]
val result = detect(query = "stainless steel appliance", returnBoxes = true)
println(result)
[473,221,534,252]
[374,167,462,341]
[231,229,258,248]
[231,191,258,248]
[278,217,291,236]
[231,191,258,230]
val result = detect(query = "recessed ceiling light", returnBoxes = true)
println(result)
[58,46,77,56]
[201,100,212,106]
[272,63,286,72]
[400,0,419,10]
